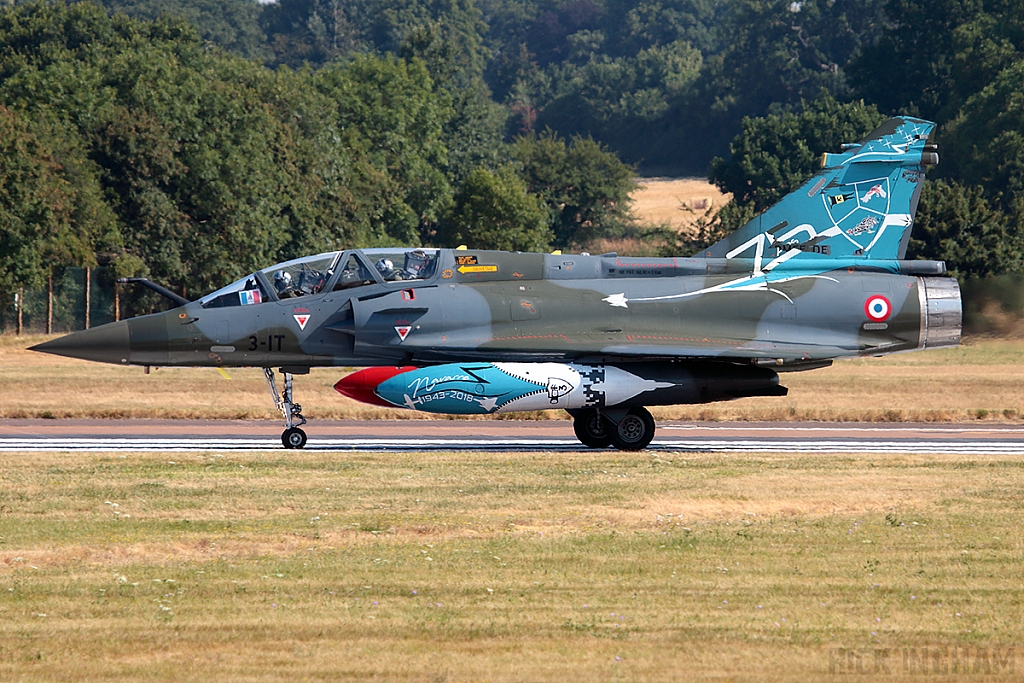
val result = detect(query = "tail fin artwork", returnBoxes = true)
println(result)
[702,117,937,268]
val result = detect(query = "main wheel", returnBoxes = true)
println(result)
[610,407,655,451]
[282,427,307,449]
[573,409,612,448]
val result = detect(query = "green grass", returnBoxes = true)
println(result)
[1,448,1022,680]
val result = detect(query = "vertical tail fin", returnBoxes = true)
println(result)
[702,117,937,265]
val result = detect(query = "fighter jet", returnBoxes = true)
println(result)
[32,117,961,450]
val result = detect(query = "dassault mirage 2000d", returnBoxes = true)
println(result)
[32,117,961,450]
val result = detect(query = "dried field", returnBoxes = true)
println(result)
[1,447,1021,681]
[589,177,731,255]
[3,333,1024,423]
[630,177,731,232]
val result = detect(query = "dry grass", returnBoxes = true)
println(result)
[1,447,1022,681]
[587,177,731,255]
[4,333,1024,422]
[630,177,731,232]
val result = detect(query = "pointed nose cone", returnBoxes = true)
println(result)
[335,366,416,407]
[29,321,131,365]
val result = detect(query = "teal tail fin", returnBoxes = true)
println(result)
[702,117,937,266]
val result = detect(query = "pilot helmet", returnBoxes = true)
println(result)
[405,249,430,276]
[375,258,394,275]
[273,270,292,289]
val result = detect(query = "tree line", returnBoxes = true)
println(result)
[0,1,636,320]
[2,0,1023,326]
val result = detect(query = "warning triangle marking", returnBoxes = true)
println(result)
[294,314,311,330]
[395,325,412,341]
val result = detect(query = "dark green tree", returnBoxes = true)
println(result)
[0,107,73,293]
[262,0,489,70]
[532,38,703,158]
[0,2,455,310]
[701,0,886,122]
[260,0,364,66]
[946,5,1024,118]
[943,60,1024,208]
[98,0,269,60]
[600,0,719,57]
[907,180,1023,277]
[511,130,636,249]
[439,166,553,251]
[399,22,508,185]
[709,93,885,211]
[0,106,116,299]
[848,0,984,122]
[315,53,454,245]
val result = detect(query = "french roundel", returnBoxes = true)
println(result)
[864,295,892,322]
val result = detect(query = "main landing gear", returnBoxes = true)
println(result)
[264,368,308,449]
[571,407,656,451]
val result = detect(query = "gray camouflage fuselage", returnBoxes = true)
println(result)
[65,248,959,371]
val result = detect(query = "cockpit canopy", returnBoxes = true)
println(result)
[198,249,440,309]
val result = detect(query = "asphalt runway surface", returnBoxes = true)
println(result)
[1,419,1023,454]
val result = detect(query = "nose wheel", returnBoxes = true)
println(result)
[264,368,308,449]
[282,427,307,449]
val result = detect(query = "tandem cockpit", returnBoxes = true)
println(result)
[198,248,441,309]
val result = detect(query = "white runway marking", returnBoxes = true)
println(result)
[2,437,1024,455]
[662,425,1024,435]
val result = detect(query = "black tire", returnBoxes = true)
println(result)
[609,407,655,451]
[573,409,612,448]
[282,427,307,449]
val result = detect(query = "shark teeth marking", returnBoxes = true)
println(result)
[603,293,629,308]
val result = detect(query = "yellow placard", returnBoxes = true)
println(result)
[457,264,498,274]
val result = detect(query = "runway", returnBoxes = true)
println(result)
[1,419,1023,454]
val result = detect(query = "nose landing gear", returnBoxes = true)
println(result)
[263,368,308,449]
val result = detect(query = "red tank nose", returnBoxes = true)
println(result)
[334,366,417,407]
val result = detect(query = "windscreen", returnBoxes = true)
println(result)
[262,253,340,299]
[199,275,268,308]
[363,249,439,282]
